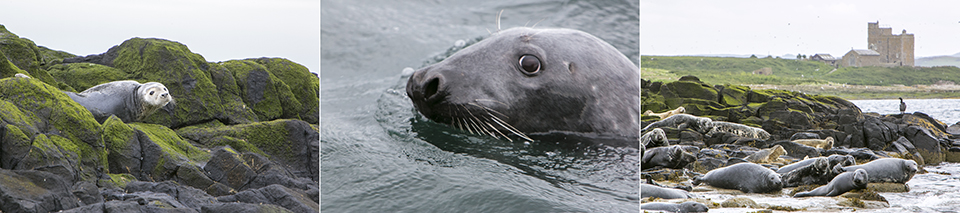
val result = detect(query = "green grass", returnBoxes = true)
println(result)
[641,56,960,86]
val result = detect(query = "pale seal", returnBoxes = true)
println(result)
[704,121,770,140]
[641,183,695,199]
[693,162,782,193]
[840,158,918,183]
[65,80,174,123]
[406,27,639,142]
[641,201,709,213]
[643,106,685,119]
[792,136,834,149]
[794,168,869,197]
[642,114,713,134]
[745,145,786,164]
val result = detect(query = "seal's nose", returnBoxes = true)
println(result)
[406,68,446,102]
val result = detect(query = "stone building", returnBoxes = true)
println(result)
[842,49,880,67]
[841,22,914,67]
[810,53,838,67]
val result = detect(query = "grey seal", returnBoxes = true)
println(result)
[641,183,695,199]
[642,145,696,169]
[65,80,174,123]
[642,128,669,151]
[794,168,868,197]
[642,114,713,134]
[777,154,856,174]
[841,158,918,183]
[693,162,782,193]
[406,27,639,142]
[641,201,709,213]
[704,121,770,140]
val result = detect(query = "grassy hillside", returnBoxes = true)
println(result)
[641,56,960,86]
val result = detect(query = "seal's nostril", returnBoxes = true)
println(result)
[424,77,440,99]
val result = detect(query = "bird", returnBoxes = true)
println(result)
[899,97,906,115]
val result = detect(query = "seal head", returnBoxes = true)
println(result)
[406,27,639,141]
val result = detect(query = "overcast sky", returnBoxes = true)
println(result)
[642,1,960,58]
[1,0,318,73]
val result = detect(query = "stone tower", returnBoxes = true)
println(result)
[867,22,914,66]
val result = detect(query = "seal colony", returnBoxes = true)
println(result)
[406,27,639,142]
[65,80,174,123]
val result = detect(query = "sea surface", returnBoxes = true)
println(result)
[852,98,960,125]
[320,0,639,212]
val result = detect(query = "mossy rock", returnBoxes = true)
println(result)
[673,98,724,116]
[252,58,319,124]
[659,80,718,101]
[102,115,209,181]
[0,52,30,78]
[0,25,59,86]
[46,62,127,92]
[220,59,301,122]
[37,46,76,65]
[176,119,319,180]
[718,84,750,106]
[641,89,667,113]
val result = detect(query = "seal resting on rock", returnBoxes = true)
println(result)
[704,121,770,140]
[744,145,786,164]
[777,154,856,174]
[406,27,639,142]
[642,128,669,151]
[642,145,697,169]
[693,162,782,193]
[641,201,709,213]
[841,158,918,183]
[794,168,868,197]
[792,136,834,149]
[642,114,713,134]
[641,183,695,199]
[65,80,174,123]
[643,106,685,119]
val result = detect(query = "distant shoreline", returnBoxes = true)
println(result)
[745,83,960,100]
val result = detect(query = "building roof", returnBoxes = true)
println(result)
[812,53,836,60]
[850,49,880,56]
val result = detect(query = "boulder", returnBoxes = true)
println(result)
[216,184,318,213]
[0,169,80,212]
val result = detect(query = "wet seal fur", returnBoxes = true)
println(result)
[841,158,918,183]
[705,121,771,140]
[643,106,685,119]
[406,27,639,142]
[65,80,174,123]
[794,168,868,197]
[693,162,783,193]
[641,201,709,213]
[642,114,713,134]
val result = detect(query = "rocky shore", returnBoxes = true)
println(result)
[641,75,960,211]
[0,25,318,212]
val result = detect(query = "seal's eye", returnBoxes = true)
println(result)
[518,55,541,75]
[149,91,155,95]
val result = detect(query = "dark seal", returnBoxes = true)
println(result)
[65,80,174,123]
[841,158,918,183]
[640,201,709,213]
[693,162,782,193]
[406,27,639,142]
[642,145,697,169]
[794,168,869,197]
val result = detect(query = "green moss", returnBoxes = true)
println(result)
[0,52,30,78]
[176,119,297,162]
[0,77,101,148]
[222,59,301,121]
[46,63,128,91]
[129,122,208,162]
[37,46,76,65]
[101,116,136,152]
[254,58,319,123]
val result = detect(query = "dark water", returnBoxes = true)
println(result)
[320,0,639,212]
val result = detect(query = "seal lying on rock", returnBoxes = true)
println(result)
[794,168,868,197]
[406,27,639,142]
[792,136,834,149]
[642,128,669,151]
[643,106,685,119]
[65,80,175,123]
[642,145,697,169]
[841,158,918,183]
[777,154,856,174]
[705,121,770,140]
[642,114,713,134]
[693,162,782,193]
[745,145,787,164]
[641,201,709,213]
[641,183,695,199]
